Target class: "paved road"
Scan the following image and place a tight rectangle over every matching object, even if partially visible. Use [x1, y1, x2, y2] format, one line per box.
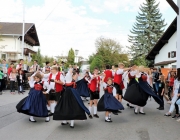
[0, 89, 180, 140]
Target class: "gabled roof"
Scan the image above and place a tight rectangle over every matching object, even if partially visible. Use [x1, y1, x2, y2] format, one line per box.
[146, 17, 177, 60]
[0, 22, 40, 46]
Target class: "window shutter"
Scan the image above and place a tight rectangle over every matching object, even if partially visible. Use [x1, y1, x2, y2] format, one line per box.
[174, 51, 176, 57]
[168, 52, 170, 58]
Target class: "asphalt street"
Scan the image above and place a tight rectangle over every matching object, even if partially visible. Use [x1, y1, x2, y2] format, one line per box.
[0, 89, 180, 140]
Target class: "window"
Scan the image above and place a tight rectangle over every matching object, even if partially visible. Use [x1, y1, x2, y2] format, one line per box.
[171, 51, 176, 58]
[1, 53, 7, 59]
[172, 65, 176, 68]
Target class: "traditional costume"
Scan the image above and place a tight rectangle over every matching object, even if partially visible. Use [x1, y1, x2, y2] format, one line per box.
[97, 82, 124, 122]
[53, 70, 91, 128]
[124, 72, 162, 114]
[16, 76, 49, 122]
[46, 71, 65, 114]
[76, 75, 90, 97]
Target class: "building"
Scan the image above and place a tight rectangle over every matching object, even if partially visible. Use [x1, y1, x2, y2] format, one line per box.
[55, 55, 84, 63]
[146, 17, 177, 68]
[0, 22, 40, 62]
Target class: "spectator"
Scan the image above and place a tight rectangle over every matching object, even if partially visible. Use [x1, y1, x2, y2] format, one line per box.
[0, 68, 4, 95]
[8, 63, 14, 76]
[167, 71, 175, 101]
[9, 68, 17, 94]
[16, 59, 24, 73]
[16, 70, 25, 94]
[152, 68, 160, 94]
[0, 59, 8, 91]
[30, 60, 40, 72]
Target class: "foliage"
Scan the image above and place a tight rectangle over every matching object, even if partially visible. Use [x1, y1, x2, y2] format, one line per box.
[31, 48, 43, 67]
[89, 37, 130, 72]
[65, 48, 75, 68]
[128, 0, 166, 66]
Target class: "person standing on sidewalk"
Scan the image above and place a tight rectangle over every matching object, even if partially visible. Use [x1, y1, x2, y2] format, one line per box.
[0, 68, 4, 95]
[157, 75, 165, 110]
[9, 68, 17, 94]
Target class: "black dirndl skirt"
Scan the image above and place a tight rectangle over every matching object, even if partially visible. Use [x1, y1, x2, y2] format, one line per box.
[16, 88, 48, 117]
[53, 87, 89, 120]
[124, 82, 149, 107]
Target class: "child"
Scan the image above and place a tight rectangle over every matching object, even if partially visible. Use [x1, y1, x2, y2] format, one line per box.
[16, 70, 25, 94]
[16, 72, 49, 122]
[97, 78, 124, 122]
[0, 69, 4, 95]
[157, 75, 165, 110]
[9, 68, 17, 94]
[89, 68, 101, 118]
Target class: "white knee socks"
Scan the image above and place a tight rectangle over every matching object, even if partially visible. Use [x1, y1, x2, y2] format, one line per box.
[94, 106, 97, 115]
[70, 120, 74, 126]
[140, 107, 144, 113]
[50, 102, 56, 113]
[135, 106, 139, 113]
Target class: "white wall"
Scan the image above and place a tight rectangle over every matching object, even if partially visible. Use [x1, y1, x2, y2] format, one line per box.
[0, 35, 36, 61]
[155, 31, 177, 68]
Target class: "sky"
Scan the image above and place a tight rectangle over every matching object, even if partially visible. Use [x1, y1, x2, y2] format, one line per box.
[0, 0, 177, 59]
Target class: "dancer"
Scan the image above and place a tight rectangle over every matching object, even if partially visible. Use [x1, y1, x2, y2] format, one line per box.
[126, 65, 137, 108]
[124, 66, 162, 115]
[45, 66, 65, 115]
[76, 71, 90, 99]
[97, 78, 124, 122]
[16, 72, 49, 122]
[113, 63, 130, 102]
[53, 69, 91, 128]
[103, 65, 113, 83]
[89, 68, 101, 118]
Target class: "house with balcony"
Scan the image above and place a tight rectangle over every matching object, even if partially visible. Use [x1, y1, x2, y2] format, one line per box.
[146, 17, 177, 68]
[0, 22, 40, 62]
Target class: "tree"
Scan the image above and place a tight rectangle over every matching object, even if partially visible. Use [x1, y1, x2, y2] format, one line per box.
[32, 48, 43, 67]
[128, 0, 166, 66]
[89, 37, 130, 71]
[66, 48, 75, 67]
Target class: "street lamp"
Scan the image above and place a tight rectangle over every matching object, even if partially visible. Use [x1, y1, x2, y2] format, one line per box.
[75, 49, 79, 64]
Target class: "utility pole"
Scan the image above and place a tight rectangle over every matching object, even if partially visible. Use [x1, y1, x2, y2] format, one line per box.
[21, 2, 25, 59]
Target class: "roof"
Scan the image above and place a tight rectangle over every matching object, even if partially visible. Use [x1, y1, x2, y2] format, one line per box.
[154, 60, 176, 66]
[146, 17, 177, 60]
[0, 22, 40, 46]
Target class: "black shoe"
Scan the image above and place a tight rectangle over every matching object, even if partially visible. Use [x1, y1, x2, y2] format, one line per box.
[112, 112, 118, 115]
[130, 106, 134, 109]
[158, 107, 164, 110]
[105, 119, 112, 122]
[139, 112, 146, 115]
[61, 122, 69, 125]
[134, 109, 138, 114]
[70, 125, 74, 128]
[127, 103, 130, 107]
[88, 114, 93, 119]
[48, 113, 54, 116]
[157, 107, 160, 109]
[117, 110, 121, 113]
[23, 91, 25, 92]
[93, 114, 99, 118]
[172, 115, 180, 119]
[29, 119, 36, 122]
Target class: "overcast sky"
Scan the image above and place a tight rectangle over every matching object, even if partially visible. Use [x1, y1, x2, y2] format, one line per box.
[0, 0, 177, 58]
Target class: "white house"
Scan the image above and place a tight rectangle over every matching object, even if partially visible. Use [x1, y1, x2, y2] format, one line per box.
[0, 22, 40, 62]
[146, 17, 177, 68]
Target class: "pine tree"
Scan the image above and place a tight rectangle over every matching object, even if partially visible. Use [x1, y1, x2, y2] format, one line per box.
[128, 0, 166, 66]
[33, 48, 43, 67]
